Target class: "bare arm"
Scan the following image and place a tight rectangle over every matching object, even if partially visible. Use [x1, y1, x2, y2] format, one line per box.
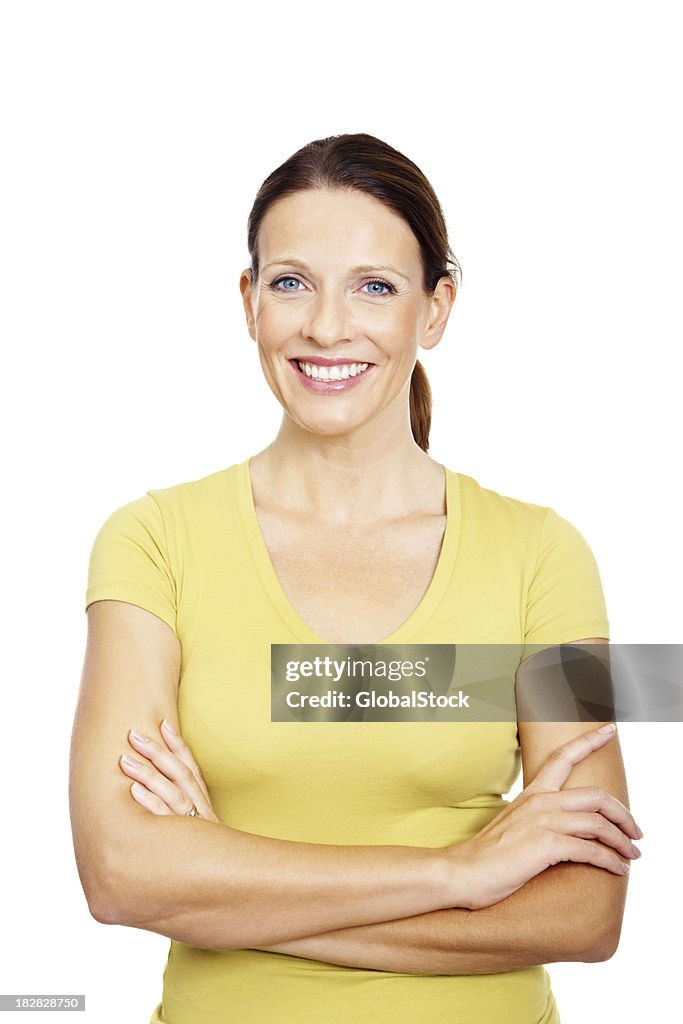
[69, 601, 455, 949]
[254, 642, 633, 973]
[255, 860, 627, 974]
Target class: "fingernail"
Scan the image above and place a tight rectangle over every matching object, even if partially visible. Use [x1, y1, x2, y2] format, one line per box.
[161, 719, 177, 736]
[621, 861, 630, 872]
[631, 844, 642, 858]
[121, 754, 141, 767]
[635, 825, 644, 839]
[598, 723, 616, 734]
[130, 729, 149, 743]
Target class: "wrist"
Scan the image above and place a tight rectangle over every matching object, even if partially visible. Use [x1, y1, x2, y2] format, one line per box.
[441, 842, 475, 911]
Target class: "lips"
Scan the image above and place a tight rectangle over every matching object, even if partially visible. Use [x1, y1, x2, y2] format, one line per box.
[289, 357, 375, 392]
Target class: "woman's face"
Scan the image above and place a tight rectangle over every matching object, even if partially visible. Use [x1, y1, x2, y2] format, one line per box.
[240, 187, 454, 444]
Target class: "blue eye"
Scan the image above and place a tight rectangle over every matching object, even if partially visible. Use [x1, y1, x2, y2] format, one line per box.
[363, 279, 394, 296]
[271, 276, 303, 292]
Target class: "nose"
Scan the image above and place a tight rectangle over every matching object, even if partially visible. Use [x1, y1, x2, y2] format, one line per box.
[301, 285, 355, 348]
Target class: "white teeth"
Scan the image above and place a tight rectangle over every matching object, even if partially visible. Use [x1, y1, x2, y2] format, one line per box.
[297, 360, 369, 380]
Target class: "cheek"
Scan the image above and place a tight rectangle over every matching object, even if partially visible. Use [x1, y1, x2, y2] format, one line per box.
[255, 304, 300, 345]
[363, 301, 419, 332]
[369, 311, 421, 353]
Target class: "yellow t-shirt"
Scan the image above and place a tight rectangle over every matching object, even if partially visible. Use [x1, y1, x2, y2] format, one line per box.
[84, 458, 610, 1024]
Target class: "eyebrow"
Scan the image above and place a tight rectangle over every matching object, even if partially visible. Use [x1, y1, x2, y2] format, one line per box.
[262, 258, 410, 282]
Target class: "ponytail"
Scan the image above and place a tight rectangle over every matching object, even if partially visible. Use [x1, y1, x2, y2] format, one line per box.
[409, 359, 432, 453]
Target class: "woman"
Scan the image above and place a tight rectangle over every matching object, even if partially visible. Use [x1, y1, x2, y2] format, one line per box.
[70, 133, 641, 1024]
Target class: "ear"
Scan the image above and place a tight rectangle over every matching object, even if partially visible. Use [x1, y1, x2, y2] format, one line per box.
[420, 275, 457, 353]
[240, 268, 256, 341]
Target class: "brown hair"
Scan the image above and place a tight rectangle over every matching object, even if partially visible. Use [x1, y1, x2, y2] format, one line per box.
[246, 133, 461, 452]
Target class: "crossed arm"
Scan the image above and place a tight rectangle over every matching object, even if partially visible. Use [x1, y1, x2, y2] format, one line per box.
[255, 641, 631, 973]
[72, 610, 630, 976]
[253, 713, 631, 974]
[255, 861, 627, 973]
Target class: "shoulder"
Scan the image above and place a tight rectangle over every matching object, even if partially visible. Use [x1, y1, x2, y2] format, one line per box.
[447, 467, 550, 548]
[145, 464, 237, 517]
[100, 463, 244, 542]
[444, 468, 606, 603]
[453, 469, 548, 518]
[447, 467, 597, 547]
[90, 463, 241, 556]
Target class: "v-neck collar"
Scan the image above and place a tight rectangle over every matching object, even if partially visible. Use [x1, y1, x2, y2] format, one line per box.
[233, 456, 461, 645]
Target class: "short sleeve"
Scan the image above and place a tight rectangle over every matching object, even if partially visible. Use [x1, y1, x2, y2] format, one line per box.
[84, 492, 178, 636]
[523, 506, 610, 655]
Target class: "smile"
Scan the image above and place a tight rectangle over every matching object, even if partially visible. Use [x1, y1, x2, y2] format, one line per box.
[289, 358, 375, 393]
[297, 360, 369, 380]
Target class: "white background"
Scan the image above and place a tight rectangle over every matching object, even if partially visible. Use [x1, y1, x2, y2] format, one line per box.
[1, 1, 680, 1021]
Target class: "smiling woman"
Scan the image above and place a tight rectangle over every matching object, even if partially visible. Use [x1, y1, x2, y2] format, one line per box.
[238, 183, 456, 450]
[70, 133, 638, 1024]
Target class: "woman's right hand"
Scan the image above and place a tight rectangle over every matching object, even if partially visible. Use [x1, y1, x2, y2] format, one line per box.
[445, 724, 642, 911]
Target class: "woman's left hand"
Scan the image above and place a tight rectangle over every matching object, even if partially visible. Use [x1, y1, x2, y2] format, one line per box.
[119, 719, 221, 824]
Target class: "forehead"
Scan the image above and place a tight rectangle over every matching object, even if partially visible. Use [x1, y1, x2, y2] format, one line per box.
[257, 188, 422, 269]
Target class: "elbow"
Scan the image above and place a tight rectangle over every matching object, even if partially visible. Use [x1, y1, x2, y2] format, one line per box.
[585, 922, 623, 963]
[565, 912, 625, 964]
[562, 873, 628, 964]
[77, 845, 130, 926]
[87, 892, 120, 926]
[571, 931, 621, 964]
[83, 834, 177, 931]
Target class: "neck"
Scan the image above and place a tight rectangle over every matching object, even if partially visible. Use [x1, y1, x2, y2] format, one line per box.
[248, 417, 445, 526]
